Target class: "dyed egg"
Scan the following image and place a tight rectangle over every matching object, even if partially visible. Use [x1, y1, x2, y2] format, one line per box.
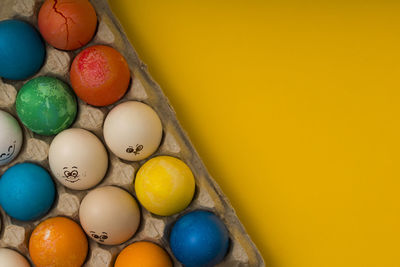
[115, 241, 173, 267]
[103, 101, 162, 161]
[0, 20, 45, 80]
[0, 163, 55, 221]
[170, 211, 230, 267]
[70, 45, 130, 106]
[79, 186, 141, 245]
[49, 128, 108, 190]
[16, 76, 77, 136]
[0, 248, 30, 267]
[0, 110, 23, 166]
[29, 217, 88, 267]
[135, 156, 195, 216]
[38, 0, 97, 50]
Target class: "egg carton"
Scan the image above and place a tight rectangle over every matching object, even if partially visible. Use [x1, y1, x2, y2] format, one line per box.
[0, 0, 265, 266]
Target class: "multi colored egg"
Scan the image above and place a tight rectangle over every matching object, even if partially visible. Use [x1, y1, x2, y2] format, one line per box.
[16, 76, 77, 136]
[0, 19, 45, 80]
[29, 217, 88, 267]
[70, 45, 131, 106]
[49, 128, 108, 190]
[115, 241, 173, 267]
[0, 110, 23, 166]
[38, 0, 97, 50]
[103, 101, 162, 161]
[135, 156, 195, 216]
[0, 163, 56, 221]
[79, 186, 141, 245]
[170, 210, 230, 267]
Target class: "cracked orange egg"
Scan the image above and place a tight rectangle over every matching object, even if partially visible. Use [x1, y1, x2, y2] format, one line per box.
[70, 45, 131, 106]
[29, 217, 88, 267]
[38, 0, 97, 50]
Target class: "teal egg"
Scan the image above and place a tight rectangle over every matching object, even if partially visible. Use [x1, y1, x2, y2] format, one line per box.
[16, 76, 77, 136]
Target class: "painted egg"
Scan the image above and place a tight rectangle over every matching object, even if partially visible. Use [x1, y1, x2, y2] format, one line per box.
[115, 241, 173, 267]
[103, 101, 162, 161]
[70, 45, 130, 106]
[0, 248, 30, 267]
[16, 76, 77, 136]
[0, 163, 56, 221]
[79, 186, 141, 245]
[0, 19, 45, 80]
[38, 0, 97, 50]
[135, 156, 195, 216]
[170, 211, 230, 267]
[0, 110, 23, 166]
[29, 217, 88, 267]
[49, 128, 108, 190]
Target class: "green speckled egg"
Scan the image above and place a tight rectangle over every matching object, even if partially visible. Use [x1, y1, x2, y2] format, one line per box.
[16, 76, 77, 136]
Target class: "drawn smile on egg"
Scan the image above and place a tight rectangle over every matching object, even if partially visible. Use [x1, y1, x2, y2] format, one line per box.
[62, 166, 81, 183]
[0, 141, 16, 162]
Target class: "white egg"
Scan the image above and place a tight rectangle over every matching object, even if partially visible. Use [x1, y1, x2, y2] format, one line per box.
[49, 128, 108, 190]
[0, 248, 30, 267]
[79, 186, 141, 245]
[103, 101, 162, 161]
[0, 110, 23, 166]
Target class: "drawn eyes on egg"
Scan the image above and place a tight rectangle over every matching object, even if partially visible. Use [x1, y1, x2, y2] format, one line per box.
[90, 231, 108, 242]
[126, 144, 143, 155]
[63, 167, 79, 178]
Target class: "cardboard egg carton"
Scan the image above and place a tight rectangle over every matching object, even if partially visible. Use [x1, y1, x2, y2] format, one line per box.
[0, 0, 265, 266]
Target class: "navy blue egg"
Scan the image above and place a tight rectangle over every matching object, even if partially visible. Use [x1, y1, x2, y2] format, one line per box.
[0, 163, 56, 221]
[170, 210, 230, 267]
[0, 20, 45, 80]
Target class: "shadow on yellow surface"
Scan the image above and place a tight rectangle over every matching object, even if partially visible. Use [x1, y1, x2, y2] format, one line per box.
[109, 1, 400, 266]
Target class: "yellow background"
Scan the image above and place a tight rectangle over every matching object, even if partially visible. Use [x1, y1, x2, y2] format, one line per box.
[109, 1, 400, 266]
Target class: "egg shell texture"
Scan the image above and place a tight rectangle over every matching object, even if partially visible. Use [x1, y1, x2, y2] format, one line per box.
[16, 76, 77, 136]
[0, 19, 45, 80]
[49, 128, 108, 190]
[29, 217, 88, 267]
[70, 45, 131, 106]
[0, 110, 23, 166]
[0, 163, 56, 221]
[170, 211, 230, 267]
[38, 0, 97, 50]
[0, 248, 30, 267]
[135, 156, 195, 216]
[79, 186, 141, 245]
[115, 241, 173, 267]
[103, 101, 163, 161]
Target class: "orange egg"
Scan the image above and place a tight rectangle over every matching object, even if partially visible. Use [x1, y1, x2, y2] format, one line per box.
[29, 217, 88, 267]
[115, 241, 173, 267]
[70, 45, 131, 106]
[38, 0, 97, 50]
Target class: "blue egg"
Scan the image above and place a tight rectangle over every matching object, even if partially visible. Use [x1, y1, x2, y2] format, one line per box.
[169, 210, 230, 267]
[0, 163, 56, 221]
[0, 20, 45, 80]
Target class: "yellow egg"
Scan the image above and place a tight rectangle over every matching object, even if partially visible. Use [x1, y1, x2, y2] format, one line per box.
[135, 156, 195, 216]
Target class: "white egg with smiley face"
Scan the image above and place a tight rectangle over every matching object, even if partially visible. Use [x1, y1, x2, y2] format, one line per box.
[49, 128, 108, 190]
[0, 110, 23, 166]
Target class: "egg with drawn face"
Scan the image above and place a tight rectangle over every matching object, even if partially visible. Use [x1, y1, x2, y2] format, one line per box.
[49, 128, 108, 190]
[103, 101, 163, 161]
[79, 186, 141, 245]
[0, 110, 23, 166]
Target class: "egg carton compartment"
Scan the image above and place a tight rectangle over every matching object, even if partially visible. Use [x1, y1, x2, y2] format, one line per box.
[0, 0, 265, 266]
